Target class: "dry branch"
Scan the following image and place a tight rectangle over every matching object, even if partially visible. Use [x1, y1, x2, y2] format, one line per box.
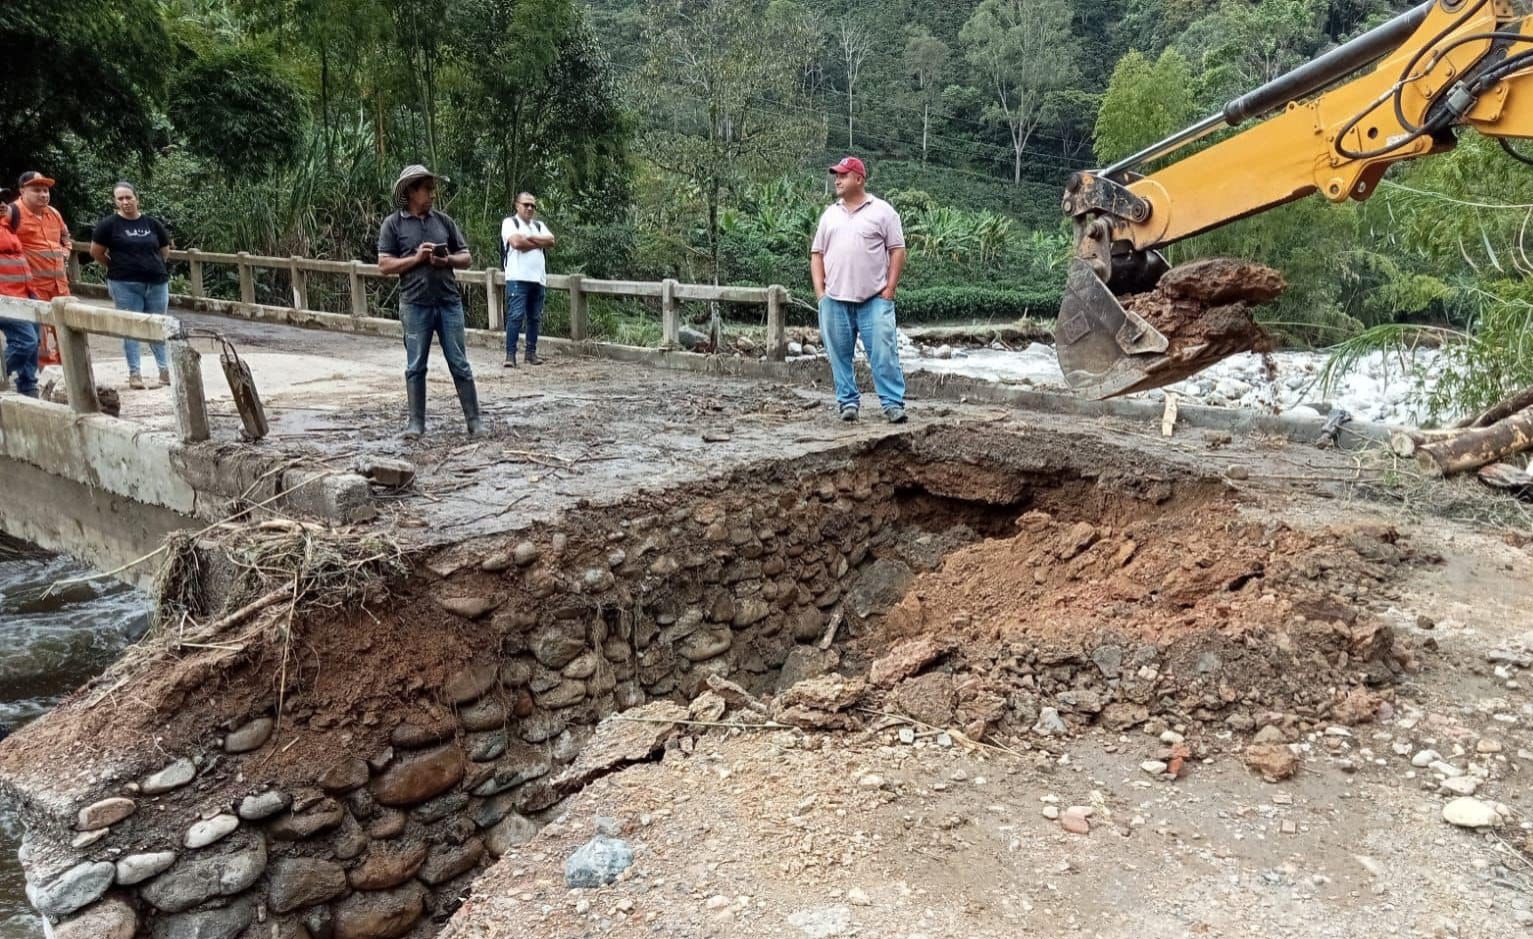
[1416, 408, 1533, 476]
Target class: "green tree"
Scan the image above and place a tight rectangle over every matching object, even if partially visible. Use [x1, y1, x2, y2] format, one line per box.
[442, 0, 628, 213]
[1, 0, 170, 183]
[959, 0, 1079, 184]
[1093, 48, 1197, 165]
[636, 0, 825, 285]
[903, 26, 950, 165]
[168, 44, 308, 179]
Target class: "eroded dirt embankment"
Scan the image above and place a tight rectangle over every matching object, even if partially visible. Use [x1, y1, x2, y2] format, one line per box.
[0, 424, 1427, 939]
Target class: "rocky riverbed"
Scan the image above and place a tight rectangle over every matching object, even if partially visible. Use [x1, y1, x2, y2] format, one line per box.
[0, 537, 148, 938]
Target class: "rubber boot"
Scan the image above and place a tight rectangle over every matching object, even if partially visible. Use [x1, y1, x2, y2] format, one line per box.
[403, 375, 426, 439]
[455, 376, 483, 435]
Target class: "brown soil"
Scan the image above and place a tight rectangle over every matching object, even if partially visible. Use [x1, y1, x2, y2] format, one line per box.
[1121, 258, 1285, 355]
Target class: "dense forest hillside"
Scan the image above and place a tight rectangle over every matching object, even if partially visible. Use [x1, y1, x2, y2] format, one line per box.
[8, 0, 1533, 400]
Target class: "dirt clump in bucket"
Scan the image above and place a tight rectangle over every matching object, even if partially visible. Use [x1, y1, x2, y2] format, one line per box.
[1121, 258, 1284, 355]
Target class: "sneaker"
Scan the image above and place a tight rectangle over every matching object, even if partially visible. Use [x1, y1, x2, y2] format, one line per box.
[503, 358, 517, 368]
[158, 368, 171, 387]
[884, 406, 908, 424]
[839, 405, 859, 422]
[128, 373, 145, 390]
[524, 354, 544, 365]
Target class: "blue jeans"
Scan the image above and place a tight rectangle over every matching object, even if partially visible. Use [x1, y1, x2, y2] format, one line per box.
[402, 298, 474, 383]
[0, 318, 38, 397]
[505, 281, 545, 360]
[108, 279, 170, 375]
[817, 295, 905, 410]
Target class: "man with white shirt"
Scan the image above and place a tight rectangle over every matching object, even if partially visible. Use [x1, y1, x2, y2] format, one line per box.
[501, 192, 555, 367]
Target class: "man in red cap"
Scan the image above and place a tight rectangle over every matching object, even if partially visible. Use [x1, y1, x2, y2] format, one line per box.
[13, 172, 72, 302]
[810, 156, 908, 423]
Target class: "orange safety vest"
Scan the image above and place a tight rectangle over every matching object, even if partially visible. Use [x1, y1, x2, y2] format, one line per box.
[14, 202, 69, 300]
[0, 214, 31, 300]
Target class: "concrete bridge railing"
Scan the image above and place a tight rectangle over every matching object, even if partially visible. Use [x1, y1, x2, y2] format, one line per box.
[70, 243, 794, 359]
[0, 294, 209, 442]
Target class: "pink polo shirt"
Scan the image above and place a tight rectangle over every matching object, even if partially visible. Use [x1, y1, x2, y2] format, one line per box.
[811, 195, 905, 302]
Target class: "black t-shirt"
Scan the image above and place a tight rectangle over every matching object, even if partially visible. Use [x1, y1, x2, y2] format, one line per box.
[91, 214, 171, 284]
[377, 209, 468, 306]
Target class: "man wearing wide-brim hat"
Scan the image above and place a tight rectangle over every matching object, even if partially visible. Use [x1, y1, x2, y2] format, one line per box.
[377, 164, 482, 437]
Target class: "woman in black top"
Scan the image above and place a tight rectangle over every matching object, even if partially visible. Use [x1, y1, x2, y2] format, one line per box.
[89, 182, 172, 389]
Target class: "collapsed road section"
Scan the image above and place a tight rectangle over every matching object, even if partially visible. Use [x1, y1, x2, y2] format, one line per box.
[0, 423, 1425, 939]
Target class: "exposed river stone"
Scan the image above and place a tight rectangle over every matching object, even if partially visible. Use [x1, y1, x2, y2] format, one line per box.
[349, 842, 429, 890]
[459, 697, 509, 732]
[444, 664, 500, 704]
[411, 791, 468, 824]
[472, 792, 518, 829]
[332, 882, 427, 939]
[236, 790, 290, 821]
[534, 680, 587, 710]
[436, 596, 499, 619]
[418, 838, 485, 885]
[468, 731, 508, 763]
[501, 659, 533, 687]
[140, 838, 266, 913]
[319, 758, 371, 793]
[76, 796, 136, 831]
[222, 717, 274, 753]
[679, 629, 732, 662]
[269, 799, 346, 840]
[371, 744, 465, 806]
[530, 626, 586, 669]
[333, 814, 370, 860]
[485, 813, 540, 856]
[184, 813, 239, 849]
[141, 758, 197, 795]
[116, 850, 178, 885]
[150, 898, 253, 939]
[27, 861, 116, 918]
[562, 651, 599, 680]
[268, 857, 349, 913]
[53, 896, 136, 939]
[389, 720, 454, 749]
[519, 711, 566, 744]
[367, 809, 407, 839]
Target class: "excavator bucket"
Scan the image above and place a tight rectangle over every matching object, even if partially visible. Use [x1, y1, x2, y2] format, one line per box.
[1055, 256, 1265, 400]
[1055, 257, 1174, 400]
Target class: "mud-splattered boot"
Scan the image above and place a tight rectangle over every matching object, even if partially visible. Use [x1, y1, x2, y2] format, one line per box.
[454, 376, 483, 435]
[403, 375, 426, 439]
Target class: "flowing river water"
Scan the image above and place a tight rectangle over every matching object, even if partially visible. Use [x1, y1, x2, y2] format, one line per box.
[0, 536, 149, 938]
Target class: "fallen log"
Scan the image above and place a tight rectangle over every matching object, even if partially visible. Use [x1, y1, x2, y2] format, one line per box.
[1416, 408, 1533, 476]
[1389, 427, 1461, 458]
[1453, 381, 1533, 430]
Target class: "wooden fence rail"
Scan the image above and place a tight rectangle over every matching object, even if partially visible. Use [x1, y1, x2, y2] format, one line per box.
[72, 243, 792, 360]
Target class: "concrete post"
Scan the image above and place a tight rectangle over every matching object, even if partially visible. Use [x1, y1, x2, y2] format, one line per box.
[567, 274, 588, 342]
[486, 268, 502, 331]
[290, 257, 308, 310]
[52, 298, 98, 415]
[349, 261, 367, 317]
[169, 342, 210, 443]
[238, 252, 255, 305]
[661, 278, 679, 349]
[766, 285, 788, 362]
[188, 249, 204, 299]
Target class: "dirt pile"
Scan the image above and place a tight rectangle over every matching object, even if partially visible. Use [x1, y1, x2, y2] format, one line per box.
[1121, 257, 1283, 356]
[846, 494, 1423, 741]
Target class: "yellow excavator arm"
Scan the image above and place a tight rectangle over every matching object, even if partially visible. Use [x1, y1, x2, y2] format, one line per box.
[1059, 0, 1533, 399]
